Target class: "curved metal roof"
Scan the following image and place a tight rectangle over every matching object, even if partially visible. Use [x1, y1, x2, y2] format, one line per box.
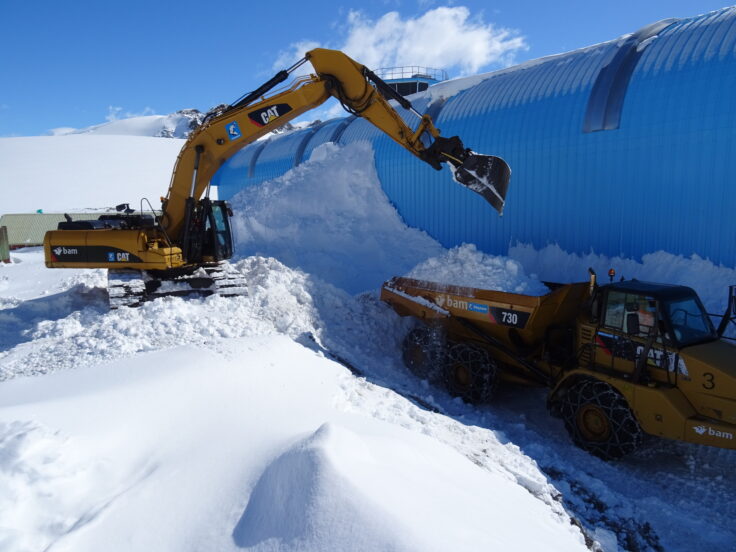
[216, 7, 736, 270]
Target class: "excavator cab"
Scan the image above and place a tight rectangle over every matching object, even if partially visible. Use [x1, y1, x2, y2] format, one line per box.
[180, 198, 234, 264]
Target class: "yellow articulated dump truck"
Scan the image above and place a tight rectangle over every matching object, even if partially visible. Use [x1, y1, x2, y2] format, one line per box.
[380, 270, 736, 459]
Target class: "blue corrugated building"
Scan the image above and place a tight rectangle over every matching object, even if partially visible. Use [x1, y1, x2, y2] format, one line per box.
[215, 7, 736, 268]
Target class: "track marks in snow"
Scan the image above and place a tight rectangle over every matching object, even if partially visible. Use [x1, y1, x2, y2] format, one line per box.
[0, 421, 153, 552]
[335, 377, 567, 517]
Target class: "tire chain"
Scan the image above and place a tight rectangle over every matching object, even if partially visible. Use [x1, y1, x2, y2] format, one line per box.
[560, 379, 643, 460]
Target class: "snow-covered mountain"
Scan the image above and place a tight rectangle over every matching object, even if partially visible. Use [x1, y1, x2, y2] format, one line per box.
[51, 109, 205, 139]
[2, 136, 736, 552]
[49, 108, 321, 140]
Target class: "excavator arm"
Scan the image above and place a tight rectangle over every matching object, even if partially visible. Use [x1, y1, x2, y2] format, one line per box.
[162, 48, 510, 241]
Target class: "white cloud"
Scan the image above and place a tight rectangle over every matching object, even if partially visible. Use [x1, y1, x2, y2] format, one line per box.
[274, 6, 527, 77]
[48, 127, 77, 136]
[106, 105, 156, 122]
[342, 7, 526, 75]
[272, 40, 322, 71]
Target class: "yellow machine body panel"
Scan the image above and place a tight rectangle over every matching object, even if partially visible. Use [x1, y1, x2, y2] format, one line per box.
[553, 369, 736, 449]
[676, 339, 736, 424]
[44, 229, 183, 270]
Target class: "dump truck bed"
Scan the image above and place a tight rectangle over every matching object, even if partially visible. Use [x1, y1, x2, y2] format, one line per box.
[381, 276, 591, 346]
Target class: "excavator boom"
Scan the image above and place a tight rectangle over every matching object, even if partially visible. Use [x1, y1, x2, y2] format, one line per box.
[162, 49, 510, 240]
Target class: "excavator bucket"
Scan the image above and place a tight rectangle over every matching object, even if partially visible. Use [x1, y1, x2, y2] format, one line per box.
[450, 153, 511, 214]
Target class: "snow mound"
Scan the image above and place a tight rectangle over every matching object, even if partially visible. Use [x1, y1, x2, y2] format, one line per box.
[234, 422, 586, 552]
[229, 141, 444, 294]
[406, 243, 549, 294]
[0, 340, 590, 552]
[233, 423, 409, 551]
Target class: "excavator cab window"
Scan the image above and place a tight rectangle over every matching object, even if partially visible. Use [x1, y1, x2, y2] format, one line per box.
[207, 201, 233, 261]
[181, 198, 234, 263]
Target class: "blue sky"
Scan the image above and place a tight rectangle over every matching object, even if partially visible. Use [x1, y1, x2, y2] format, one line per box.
[0, 0, 729, 136]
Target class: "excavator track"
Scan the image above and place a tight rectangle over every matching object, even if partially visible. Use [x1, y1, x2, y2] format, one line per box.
[107, 263, 248, 309]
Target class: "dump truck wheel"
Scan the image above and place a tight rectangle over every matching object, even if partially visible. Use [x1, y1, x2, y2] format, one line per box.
[560, 380, 643, 460]
[401, 326, 446, 382]
[443, 343, 497, 403]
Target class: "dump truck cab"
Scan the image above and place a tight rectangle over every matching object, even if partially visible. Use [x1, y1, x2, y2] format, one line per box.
[565, 280, 736, 451]
[581, 280, 718, 383]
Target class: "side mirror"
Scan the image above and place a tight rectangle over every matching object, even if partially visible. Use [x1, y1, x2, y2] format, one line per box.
[626, 312, 640, 336]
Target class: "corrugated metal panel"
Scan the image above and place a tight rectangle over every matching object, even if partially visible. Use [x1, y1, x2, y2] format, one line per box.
[299, 118, 345, 161]
[369, 7, 736, 268]
[0, 213, 105, 247]
[218, 7, 736, 269]
[252, 130, 312, 183]
[336, 117, 384, 145]
[212, 143, 260, 200]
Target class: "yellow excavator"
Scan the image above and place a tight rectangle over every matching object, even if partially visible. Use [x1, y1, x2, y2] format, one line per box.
[43, 49, 511, 307]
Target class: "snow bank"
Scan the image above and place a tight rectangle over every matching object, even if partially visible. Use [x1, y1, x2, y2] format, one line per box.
[0, 339, 588, 552]
[511, 243, 736, 314]
[0, 135, 183, 213]
[0, 253, 409, 381]
[406, 243, 549, 294]
[0, 420, 120, 552]
[228, 141, 549, 296]
[229, 141, 444, 294]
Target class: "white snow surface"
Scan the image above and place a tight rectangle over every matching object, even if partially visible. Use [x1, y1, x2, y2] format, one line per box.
[0, 135, 183, 213]
[2, 135, 736, 552]
[0, 250, 586, 552]
[406, 243, 548, 295]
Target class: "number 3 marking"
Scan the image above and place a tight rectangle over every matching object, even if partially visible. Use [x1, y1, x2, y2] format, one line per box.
[703, 372, 715, 390]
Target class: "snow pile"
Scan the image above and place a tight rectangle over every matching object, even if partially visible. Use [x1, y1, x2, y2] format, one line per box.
[0, 252, 413, 384]
[235, 422, 583, 552]
[228, 142, 550, 296]
[406, 243, 549, 294]
[0, 135, 183, 213]
[511, 243, 736, 314]
[229, 141, 444, 294]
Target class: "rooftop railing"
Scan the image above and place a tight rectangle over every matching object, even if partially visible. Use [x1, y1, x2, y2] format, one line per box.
[374, 66, 448, 82]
